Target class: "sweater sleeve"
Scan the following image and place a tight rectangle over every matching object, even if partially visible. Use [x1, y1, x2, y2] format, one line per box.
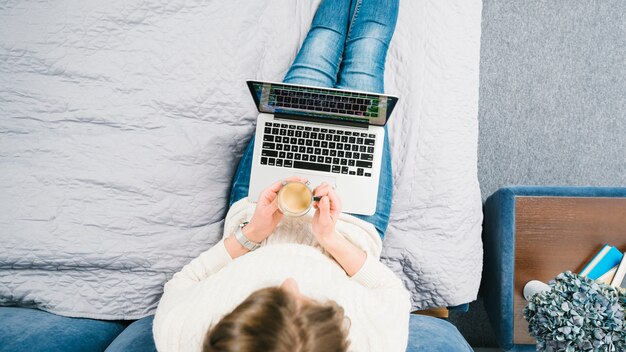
[163, 238, 233, 291]
[350, 255, 412, 351]
[351, 255, 406, 290]
[153, 239, 233, 352]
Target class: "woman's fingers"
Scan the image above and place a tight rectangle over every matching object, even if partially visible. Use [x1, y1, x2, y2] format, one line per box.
[313, 182, 331, 197]
[313, 183, 340, 214]
[268, 197, 280, 213]
[318, 196, 331, 221]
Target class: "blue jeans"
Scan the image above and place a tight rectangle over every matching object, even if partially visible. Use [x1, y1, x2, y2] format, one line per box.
[230, 0, 398, 239]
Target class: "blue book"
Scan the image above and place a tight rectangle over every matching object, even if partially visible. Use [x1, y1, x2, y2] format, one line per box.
[579, 244, 623, 280]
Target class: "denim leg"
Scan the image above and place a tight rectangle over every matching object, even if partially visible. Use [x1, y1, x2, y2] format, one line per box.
[229, 135, 255, 206]
[283, 0, 354, 87]
[336, 0, 398, 238]
[229, 0, 355, 205]
[350, 130, 393, 239]
[336, 0, 399, 93]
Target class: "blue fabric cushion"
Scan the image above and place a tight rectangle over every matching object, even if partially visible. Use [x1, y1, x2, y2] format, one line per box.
[106, 314, 472, 352]
[105, 315, 156, 352]
[447, 303, 470, 312]
[482, 187, 517, 350]
[0, 308, 470, 351]
[406, 314, 471, 352]
[108, 314, 472, 352]
[0, 307, 126, 352]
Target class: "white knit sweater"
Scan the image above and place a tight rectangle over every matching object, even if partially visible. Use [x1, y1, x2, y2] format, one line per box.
[153, 198, 411, 352]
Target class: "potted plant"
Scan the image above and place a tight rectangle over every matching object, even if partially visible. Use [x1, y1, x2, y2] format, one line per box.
[523, 271, 626, 351]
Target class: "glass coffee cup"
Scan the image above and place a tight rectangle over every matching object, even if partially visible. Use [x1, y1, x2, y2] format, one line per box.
[277, 181, 321, 217]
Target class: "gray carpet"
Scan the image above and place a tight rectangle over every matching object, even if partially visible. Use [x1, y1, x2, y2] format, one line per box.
[477, 0, 625, 201]
[453, 0, 626, 347]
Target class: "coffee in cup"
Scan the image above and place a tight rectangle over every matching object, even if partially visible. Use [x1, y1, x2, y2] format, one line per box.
[277, 181, 320, 217]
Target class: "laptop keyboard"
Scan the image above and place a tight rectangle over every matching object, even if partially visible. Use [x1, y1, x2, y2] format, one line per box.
[261, 122, 376, 177]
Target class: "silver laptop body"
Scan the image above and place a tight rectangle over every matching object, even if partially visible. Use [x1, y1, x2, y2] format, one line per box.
[246, 80, 398, 216]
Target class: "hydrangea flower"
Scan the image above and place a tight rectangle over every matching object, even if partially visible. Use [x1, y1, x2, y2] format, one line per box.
[523, 271, 626, 351]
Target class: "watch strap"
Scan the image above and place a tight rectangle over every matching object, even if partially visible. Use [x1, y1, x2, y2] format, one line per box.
[234, 222, 261, 251]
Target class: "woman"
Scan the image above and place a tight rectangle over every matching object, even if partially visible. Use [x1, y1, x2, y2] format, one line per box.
[153, 0, 409, 351]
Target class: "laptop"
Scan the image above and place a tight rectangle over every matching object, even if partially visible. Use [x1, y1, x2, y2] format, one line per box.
[246, 80, 398, 216]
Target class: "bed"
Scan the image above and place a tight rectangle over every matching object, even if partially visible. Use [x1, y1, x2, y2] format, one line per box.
[0, 0, 483, 319]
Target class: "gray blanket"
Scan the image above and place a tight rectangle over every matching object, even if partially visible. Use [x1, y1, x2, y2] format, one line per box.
[0, 0, 483, 319]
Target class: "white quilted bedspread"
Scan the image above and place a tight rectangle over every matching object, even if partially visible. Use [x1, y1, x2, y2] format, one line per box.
[0, 0, 483, 319]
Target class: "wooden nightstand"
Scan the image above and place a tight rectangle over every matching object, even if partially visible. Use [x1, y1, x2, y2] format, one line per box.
[513, 196, 626, 344]
[482, 187, 626, 351]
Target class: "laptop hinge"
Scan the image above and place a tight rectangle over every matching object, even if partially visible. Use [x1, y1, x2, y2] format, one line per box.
[274, 112, 370, 129]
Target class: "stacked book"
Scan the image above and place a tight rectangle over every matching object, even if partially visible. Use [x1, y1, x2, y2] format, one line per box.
[580, 244, 626, 288]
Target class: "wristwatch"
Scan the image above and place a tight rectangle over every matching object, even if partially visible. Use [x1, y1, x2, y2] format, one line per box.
[234, 221, 261, 251]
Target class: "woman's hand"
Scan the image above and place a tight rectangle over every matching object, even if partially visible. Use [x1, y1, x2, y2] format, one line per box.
[245, 176, 308, 242]
[311, 183, 365, 276]
[311, 182, 342, 244]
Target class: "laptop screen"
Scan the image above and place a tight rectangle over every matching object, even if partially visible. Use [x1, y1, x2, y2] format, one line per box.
[247, 81, 398, 126]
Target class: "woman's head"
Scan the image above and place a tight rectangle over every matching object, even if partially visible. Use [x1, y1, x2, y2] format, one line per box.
[203, 278, 349, 352]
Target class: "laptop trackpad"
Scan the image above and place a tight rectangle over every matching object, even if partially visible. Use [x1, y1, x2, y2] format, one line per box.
[293, 172, 336, 189]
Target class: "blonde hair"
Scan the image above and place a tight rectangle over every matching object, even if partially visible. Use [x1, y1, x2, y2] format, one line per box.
[203, 286, 350, 352]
